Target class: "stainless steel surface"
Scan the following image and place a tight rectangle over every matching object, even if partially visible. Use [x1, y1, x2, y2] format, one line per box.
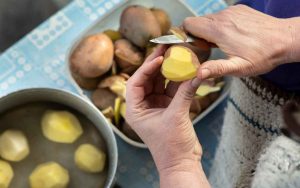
[150, 34, 195, 44]
[0, 88, 118, 188]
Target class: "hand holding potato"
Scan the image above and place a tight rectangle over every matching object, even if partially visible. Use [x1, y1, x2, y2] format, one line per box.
[125, 46, 210, 188]
[183, 5, 298, 80]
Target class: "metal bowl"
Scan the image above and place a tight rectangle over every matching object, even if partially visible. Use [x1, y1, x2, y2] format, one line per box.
[0, 88, 118, 188]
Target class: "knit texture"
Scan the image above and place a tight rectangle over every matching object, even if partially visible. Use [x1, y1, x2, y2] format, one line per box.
[209, 77, 300, 188]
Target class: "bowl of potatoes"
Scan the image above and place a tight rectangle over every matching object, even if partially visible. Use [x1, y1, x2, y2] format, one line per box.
[0, 88, 117, 188]
[67, 0, 231, 148]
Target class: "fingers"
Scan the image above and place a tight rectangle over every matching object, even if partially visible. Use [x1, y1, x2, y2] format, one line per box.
[183, 16, 220, 44]
[197, 57, 246, 80]
[153, 72, 166, 94]
[126, 56, 164, 104]
[168, 78, 202, 113]
[145, 44, 167, 63]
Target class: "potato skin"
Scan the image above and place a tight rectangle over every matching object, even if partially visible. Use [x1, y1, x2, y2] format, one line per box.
[71, 71, 101, 90]
[151, 8, 171, 35]
[70, 33, 114, 78]
[114, 39, 143, 69]
[120, 5, 161, 48]
[179, 43, 211, 63]
[92, 88, 117, 110]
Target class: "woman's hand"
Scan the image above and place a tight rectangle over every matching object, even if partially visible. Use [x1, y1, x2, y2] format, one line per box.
[183, 5, 297, 80]
[125, 45, 210, 188]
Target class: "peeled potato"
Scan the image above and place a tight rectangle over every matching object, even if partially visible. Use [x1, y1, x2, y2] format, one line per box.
[70, 33, 114, 78]
[0, 129, 30, 162]
[161, 45, 200, 81]
[0, 160, 14, 188]
[29, 162, 69, 188]
[41, 110, 83, 143]
[74, 144, 106, 173]
[120, 5, 161, 47]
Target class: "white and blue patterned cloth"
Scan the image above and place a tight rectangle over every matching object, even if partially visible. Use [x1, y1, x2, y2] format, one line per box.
[0, 0, 227, 187]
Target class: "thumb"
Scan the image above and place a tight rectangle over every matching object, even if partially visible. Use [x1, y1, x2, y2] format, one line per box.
[168, 78, 201, 113]
[198, 58, 240, 80]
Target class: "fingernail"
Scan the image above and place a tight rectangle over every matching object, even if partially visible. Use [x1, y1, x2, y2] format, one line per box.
[191, 77, 201, 88]
[201, 69, 211, 79]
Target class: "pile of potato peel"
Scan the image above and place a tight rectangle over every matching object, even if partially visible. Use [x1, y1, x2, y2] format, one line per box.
[70, 5, 224, 143]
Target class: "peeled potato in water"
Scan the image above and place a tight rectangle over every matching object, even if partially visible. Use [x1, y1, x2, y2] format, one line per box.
[41, 110, 83, 144]
[29, 162, 69, 188]
[0, 129, 30, 162]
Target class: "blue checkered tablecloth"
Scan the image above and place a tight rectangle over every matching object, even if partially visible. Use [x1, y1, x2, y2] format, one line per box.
[0, 0, 227, 187]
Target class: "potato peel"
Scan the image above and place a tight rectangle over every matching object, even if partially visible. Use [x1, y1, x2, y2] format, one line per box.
[170, 27, 188, 42]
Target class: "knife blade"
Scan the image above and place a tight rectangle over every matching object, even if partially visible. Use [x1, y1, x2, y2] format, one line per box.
[150, 35, 195, 44]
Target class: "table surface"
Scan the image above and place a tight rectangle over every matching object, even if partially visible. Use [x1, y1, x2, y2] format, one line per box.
[0, 0, 227, 187]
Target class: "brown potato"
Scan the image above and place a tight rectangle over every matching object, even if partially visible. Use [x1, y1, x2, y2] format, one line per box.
[71, 71, 101, 90]
[92, 88, 117, 110]
[120, 5, 161, 48]
[70, 33, 114, 78]
[114, 39, 143, 69]
[150, 8, 171, 35]
[162, 45, 200, 81]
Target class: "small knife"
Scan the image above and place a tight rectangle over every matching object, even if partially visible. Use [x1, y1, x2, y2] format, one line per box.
[150, 34, 195, 44]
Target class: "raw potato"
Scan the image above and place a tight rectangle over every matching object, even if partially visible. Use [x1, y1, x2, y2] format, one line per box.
[0, 129, 30, 162]
[179, 43, 211, 63]
[114, 39, 143, 69]
[70, 33, 114, 78]
[41, 110, 83, 144]
[103, 29, 122, 42]
[92, 88, 117, 110]
[71, 71, 101, 90]
[29, 162, 69, 188]
[74, 144, 106, 173]
[151, 8, 171, 35]
[0, 160, 14, 188]
[161, 45, 200, 81]
[120, 5, 161, 47]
